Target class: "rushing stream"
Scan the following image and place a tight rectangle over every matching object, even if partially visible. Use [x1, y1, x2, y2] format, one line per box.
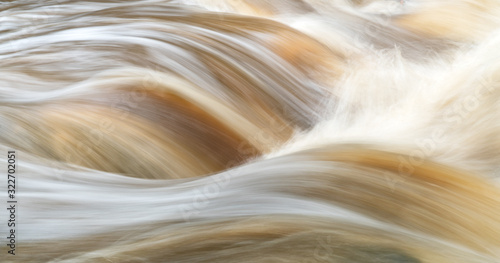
[1, 0, 500, 262]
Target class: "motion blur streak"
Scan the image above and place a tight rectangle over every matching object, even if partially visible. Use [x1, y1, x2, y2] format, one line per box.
[1, 0, 500, 262]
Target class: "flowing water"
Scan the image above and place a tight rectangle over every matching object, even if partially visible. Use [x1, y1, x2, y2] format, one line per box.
[1, 0, 500, 262]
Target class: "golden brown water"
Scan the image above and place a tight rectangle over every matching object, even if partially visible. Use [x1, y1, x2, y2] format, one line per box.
[1, 0, 500, 262]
